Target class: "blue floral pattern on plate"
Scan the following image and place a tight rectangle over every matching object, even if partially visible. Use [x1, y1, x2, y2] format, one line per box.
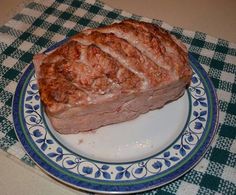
[22, 69, 207, 181]
[13, 40, 218, 193]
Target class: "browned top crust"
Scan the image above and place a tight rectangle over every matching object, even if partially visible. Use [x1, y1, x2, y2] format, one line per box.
[33, 19, 192, 114]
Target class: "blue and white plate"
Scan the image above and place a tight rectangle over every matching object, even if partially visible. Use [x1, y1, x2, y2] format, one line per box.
[13, 41, 218, 194]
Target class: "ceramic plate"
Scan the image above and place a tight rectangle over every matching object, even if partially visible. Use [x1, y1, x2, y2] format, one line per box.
[13, 41, 218, 194]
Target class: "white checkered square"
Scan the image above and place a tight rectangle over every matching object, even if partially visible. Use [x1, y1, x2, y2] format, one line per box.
[51, 33, 66, 43]
[57, 3, 69, 11]
[219, 110, 226, 123]
[6, 114, 13, 123]
[0, 101, 4, 109]
[200, 64, 210, 73]
[33, 27, 47, 37]
[45, 15, 58, 23]
[183, 29, 196, 38]
[0, 33, 17, 46]
[225, 54, 236, 65]
[220, 71, 235, 83]
[194, 158, 209, 173]
[221, 165, 236, 184]
[210, 134, 218, 148]
[5, 20, 31, 32]
[18, 41, 34, 51]
[228, 42, 236, 50]
[2, 56, 18, 68]
[161, 22, 173, 31]
[140, 17, 152, 23]
[93, 14, 106, 23]
[74, 8, 89, 17]
[176, 181, 199, 195]
[185, 43, 190, 50]
[113, 19, 121, 23]
[4, 81, 17, 94]
[217, 89, 232, 103]
[103, 4, 114, 11]
[63, 20, 77, 29]
[230, 139, 236, 153]
[7, 142, 26, 159]
[37, 0, 55, 7]
[0, 131, 5, 139]
[87, 0, 96, 5]
[200, 48, 215, 59]
[121, 10, 132, 18]
[205, 34, 218, 44]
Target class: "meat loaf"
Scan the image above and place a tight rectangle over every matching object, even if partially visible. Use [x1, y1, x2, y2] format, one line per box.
[33, 19, 192, 134]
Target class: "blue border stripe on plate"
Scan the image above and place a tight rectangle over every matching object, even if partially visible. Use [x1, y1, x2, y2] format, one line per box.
[12, 47, 218, 193]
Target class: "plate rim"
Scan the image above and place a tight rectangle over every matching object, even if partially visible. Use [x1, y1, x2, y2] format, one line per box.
[12, 44, 219, 193]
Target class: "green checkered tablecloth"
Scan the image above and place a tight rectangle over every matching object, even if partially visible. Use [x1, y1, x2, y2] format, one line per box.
[0, 0, 235, 194]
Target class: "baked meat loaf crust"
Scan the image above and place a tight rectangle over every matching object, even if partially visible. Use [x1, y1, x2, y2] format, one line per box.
[33, 19, 192, 134]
